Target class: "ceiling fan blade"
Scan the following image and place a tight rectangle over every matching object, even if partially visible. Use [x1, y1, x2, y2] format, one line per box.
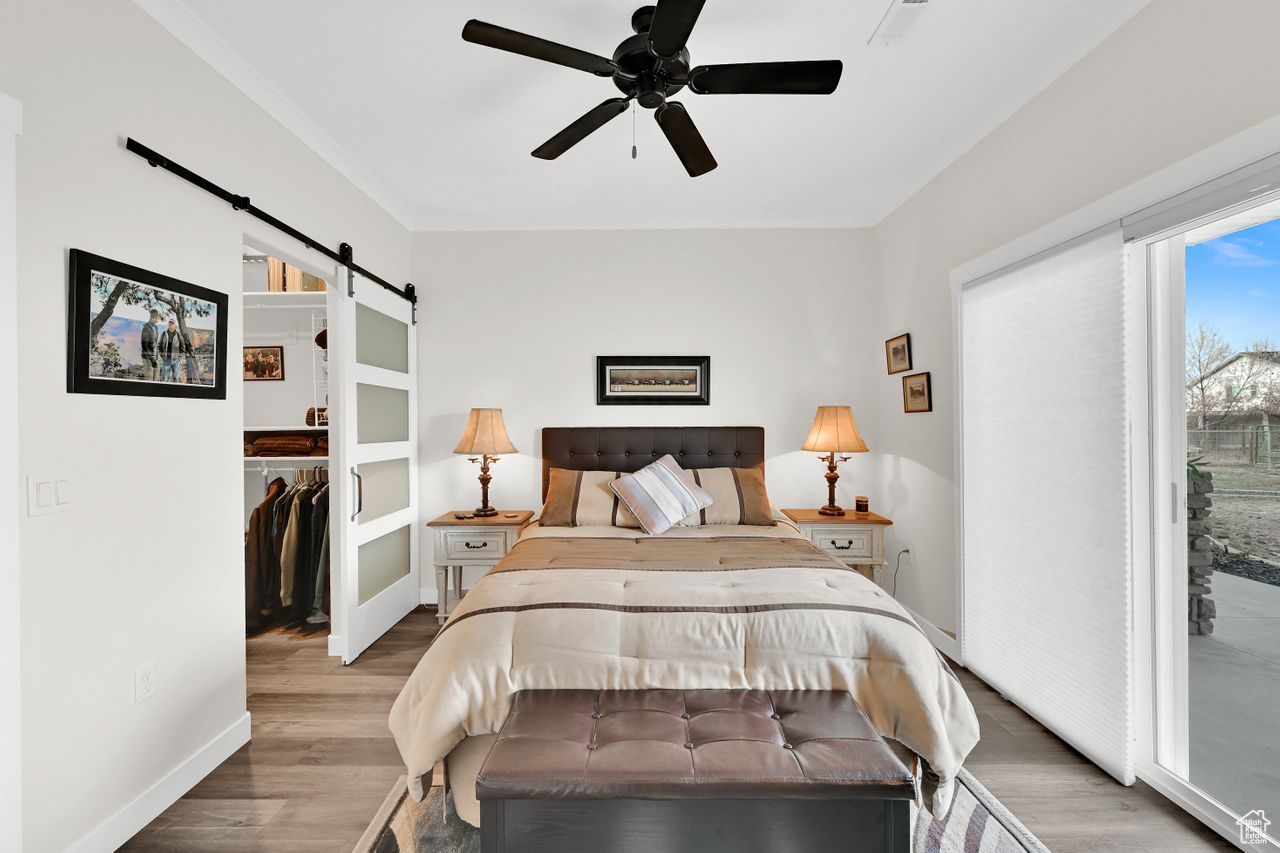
[688, 60, 844, 95]
[655, 102, 716, 178]
[462, 20, 616, 77]
[647, 0, 706, 60]
[532, 99, 631, 160]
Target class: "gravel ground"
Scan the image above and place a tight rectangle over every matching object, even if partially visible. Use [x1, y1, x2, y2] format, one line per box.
[1207, 494, 1280, 563]
[1213, 550, 1280, 586]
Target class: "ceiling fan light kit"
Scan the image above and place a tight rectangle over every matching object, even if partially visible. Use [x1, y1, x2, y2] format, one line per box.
[461, 1, 843, 177]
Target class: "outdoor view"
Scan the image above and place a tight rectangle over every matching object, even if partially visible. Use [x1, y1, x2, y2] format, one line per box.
[1185, 212, 1280, 821]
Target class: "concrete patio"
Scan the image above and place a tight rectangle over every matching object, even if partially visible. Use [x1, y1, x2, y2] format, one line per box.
[1189, 570, 1280, 820]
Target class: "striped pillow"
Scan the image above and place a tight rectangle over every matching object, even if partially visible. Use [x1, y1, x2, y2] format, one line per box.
[677, 466, 776, 527]
[610, 455, 714, 535]
[540, 468, 640, 528]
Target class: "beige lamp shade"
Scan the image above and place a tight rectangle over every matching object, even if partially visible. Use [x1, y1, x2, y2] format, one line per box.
[453, 408, 518, 456]
[801, 405, 869, 453]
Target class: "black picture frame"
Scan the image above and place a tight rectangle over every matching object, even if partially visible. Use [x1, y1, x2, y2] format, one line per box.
[902, 371, 933, 413]
[885, 333, 912, 375]
[596, 356, 711, 406]
[243, 346, 286, 381]
[68, 249, 228, 399]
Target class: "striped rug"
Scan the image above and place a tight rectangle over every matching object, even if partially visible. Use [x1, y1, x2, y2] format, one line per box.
[357, 767, 1047, 853]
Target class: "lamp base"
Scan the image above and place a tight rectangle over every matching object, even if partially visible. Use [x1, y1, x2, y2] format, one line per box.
[473, 506, 499, 518]
[819, 504, 846, 517]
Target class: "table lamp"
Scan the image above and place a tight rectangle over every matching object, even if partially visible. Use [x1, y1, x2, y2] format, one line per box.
[801, 405, 869, 516]
[453, 408, 518, 517]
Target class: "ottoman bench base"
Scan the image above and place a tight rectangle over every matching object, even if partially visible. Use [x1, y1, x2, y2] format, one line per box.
[480, 797, 911, 853]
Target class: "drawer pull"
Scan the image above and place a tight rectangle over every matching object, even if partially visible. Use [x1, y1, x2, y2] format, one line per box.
[464, 541, 489, 550]
[830, 539, 855, 551]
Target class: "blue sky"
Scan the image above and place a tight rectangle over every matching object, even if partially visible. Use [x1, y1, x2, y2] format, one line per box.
[1186, 218, 1280, 352]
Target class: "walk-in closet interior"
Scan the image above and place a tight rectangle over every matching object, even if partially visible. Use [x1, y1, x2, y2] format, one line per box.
[242, 249, 332, 636]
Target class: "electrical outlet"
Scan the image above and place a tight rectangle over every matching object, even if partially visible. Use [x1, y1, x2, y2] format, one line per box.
[134, 661, 156, 705]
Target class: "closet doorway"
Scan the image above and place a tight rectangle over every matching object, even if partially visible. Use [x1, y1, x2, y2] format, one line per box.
[242, 246, 419, 665]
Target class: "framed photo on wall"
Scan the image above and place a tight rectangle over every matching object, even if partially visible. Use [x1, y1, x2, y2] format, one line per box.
[596, 356, 710, 406]
[902, 371, 932, 413]
[243, 346, 285, 381]
[67, 249, 228, 399]
[885, 333, 912, 375]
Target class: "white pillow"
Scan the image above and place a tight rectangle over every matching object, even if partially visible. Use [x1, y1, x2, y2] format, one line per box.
[609, 454, 714, 535]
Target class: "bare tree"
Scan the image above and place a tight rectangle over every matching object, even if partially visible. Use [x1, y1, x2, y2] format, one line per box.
[1186, 323, 1278, 426]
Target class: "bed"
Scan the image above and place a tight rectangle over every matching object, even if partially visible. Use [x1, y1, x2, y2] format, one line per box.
[389, 426, 979, 828]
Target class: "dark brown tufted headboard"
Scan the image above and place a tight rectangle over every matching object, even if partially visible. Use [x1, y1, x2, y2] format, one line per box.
[541, 426, 765, 501]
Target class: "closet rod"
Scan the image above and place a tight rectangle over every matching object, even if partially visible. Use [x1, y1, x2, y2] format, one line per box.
[124, 138, 417, 317]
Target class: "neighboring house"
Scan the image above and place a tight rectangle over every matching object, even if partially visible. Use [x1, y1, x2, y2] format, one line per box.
[1187, 351, 1280, 429]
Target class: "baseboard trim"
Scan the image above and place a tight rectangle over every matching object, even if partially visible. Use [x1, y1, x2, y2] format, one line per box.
[66, 711, 251, 853]
[903, 605, 961, 663]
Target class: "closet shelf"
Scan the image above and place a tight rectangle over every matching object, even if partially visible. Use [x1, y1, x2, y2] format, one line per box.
[244, 291, 326, 310]
[245, 456, 329, 464]
[244, 425, 328, 432]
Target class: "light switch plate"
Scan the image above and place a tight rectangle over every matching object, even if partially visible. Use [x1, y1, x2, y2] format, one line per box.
[26, 472, 74, 517]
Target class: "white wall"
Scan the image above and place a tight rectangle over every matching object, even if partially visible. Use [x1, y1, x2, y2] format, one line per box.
[0, 88, 23, 853]
[0, 0, 410, 848]
[866, 0, 1280, 633]
[414, 229, 879, 594]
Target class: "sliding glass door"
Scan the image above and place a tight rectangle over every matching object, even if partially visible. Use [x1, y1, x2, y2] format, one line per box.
[1141, 191, 1280, 849]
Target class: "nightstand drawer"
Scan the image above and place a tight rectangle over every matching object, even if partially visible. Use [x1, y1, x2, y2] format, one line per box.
[442, 530, 508, 561]
[811, 528, 875, 560]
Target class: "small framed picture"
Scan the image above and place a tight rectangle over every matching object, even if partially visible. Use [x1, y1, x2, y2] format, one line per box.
[902, 372, 932, 413]
[885, 333, 912, 375]
[244, 346, 285, 381]
[68, 249, 228, 399]
[596, 356, 710, 406]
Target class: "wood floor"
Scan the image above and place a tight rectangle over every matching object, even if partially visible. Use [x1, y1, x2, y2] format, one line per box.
[124, 608, 1232, 852]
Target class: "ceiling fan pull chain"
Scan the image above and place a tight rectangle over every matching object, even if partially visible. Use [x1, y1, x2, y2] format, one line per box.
[631, 102, 638, 160]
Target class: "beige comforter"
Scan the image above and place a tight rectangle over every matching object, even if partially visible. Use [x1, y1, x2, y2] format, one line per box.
[389, 523, 979, 812]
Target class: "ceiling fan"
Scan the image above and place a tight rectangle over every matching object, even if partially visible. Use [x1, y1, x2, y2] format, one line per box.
[461, 1, 844, 177]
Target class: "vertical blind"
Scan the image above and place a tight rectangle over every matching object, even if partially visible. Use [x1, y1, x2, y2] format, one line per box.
[960, 224, 1134, 784]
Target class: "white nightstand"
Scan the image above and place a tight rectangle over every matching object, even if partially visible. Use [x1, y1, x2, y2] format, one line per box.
[426, 510, 533, 623]
[780, 508, 893, 588]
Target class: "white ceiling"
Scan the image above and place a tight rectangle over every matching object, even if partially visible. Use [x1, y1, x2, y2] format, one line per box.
[142, 0, 1149, 231]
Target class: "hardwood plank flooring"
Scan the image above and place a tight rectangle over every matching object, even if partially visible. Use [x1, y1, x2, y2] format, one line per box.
[125, 608, 1231, 851]
[122, 609, 438, 853]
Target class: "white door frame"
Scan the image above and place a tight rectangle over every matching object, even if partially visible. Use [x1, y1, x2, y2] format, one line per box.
[0, 89, 23, 853]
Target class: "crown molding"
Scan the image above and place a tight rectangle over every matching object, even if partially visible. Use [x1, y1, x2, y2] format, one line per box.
[132, 0, 414, 229]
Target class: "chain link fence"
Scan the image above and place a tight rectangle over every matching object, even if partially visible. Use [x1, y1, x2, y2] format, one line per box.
[1188, 426, 1280, 466]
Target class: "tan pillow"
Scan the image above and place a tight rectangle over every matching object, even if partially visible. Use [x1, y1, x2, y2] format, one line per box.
[679, 467, 776, 526]
[540, 468, 639, 528]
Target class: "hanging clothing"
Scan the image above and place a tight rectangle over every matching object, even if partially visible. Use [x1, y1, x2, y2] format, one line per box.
[245, 477, 287, 632]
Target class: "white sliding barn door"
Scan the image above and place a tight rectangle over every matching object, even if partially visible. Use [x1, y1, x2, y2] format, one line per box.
[328, 270, 419, 664]
[959, 225, 1134, 783]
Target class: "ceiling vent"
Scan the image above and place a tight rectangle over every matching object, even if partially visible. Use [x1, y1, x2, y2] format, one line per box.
[868, 0, 933, 45]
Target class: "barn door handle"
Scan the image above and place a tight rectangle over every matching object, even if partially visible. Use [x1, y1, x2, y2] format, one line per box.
[830, 539, 854, 551]
[351, 468, 363, 522]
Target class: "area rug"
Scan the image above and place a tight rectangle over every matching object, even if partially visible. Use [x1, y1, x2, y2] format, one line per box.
[356, 767, 1048, 853]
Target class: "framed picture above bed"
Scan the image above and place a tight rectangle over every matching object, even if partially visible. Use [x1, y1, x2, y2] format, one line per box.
[67, 249, 228, 399]
[596, 356, 710, 406]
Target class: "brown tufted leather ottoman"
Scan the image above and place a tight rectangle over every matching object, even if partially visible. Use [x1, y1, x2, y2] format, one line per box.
[475, 689, 914, 853]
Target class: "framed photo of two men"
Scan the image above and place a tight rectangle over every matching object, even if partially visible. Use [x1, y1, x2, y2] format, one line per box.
[67, 249, 229, 399]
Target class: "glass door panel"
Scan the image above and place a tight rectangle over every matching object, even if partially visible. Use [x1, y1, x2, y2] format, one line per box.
[356, 383, 409, 443]
[356, 302, 409, 373]
[358, 525, 411, 605]
[355, 458, 410, 525]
